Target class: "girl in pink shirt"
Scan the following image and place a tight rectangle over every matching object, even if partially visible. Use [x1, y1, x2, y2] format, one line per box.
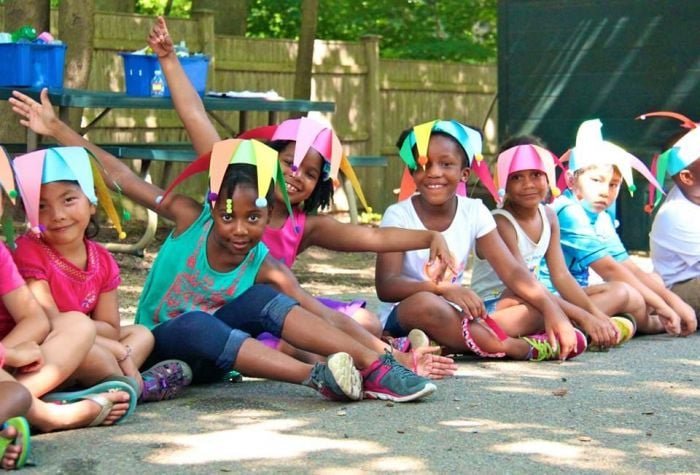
[11, 147, 192, 403]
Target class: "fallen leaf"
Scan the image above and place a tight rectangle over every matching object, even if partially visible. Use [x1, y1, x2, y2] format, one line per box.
[552, 388, 568, 397]
[642, 411, 655, 415]
[578, 436, 592, 442]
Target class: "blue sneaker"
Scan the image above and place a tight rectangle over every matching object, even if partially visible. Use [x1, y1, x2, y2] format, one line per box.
[304, 352, 362, 401]
[361, 351, 436, 402]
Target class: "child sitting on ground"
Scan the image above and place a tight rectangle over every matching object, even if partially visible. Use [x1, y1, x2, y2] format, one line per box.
[11, 147, 192, 402]
[1, 152, 134, 432]
[144, 17, 458, 354]
[471, 139, 637, 350]
[648, 119, 700, 324]
[541, 119, 696, 336]
[8, 97, 453, 399]
[1, 342, 34, 469]
[375, 119, 585, 361]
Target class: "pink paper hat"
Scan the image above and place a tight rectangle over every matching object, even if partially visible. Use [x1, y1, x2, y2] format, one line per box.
[12, 147, 126, 238]
[636, 111, 700, 210]
[271, 117, 343, 181]
[396, 119, 498, 201]
[567, 119, 664, 197]
[161, 139, 296, 226]
[493, 144, 561, 206]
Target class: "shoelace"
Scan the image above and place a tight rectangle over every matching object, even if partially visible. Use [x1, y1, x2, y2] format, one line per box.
[381, 350, 419, 379]
[522, 336, 558, 362]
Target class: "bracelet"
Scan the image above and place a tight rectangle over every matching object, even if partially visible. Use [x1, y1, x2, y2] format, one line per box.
[117, 345, 132, 363]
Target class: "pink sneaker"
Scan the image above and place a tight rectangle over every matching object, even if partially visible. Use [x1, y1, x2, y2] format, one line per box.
[521, 329, 587, 361]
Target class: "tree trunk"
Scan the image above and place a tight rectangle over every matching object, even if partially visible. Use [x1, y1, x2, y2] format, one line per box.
[0, 0, 50, 144]
[94, 0, 133, 12]
[292, 0, 318, 112]
[192, 0, 248, 36]
[59, 0, 95, 131]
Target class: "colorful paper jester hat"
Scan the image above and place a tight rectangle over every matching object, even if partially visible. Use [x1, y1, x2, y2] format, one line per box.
[161, 138, 296, 226]
[493, 144, 561, 206]
[396, 119, 497, 201]
[563, 119, 664, 198]
[0, 146, 19, 245]
[242, 117, 371, 212]
[637, 111, 700, 210]
[12, 147, 127, 239]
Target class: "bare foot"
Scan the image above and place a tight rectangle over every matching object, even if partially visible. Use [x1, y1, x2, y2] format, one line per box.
[36, 390, 131, 432]
[0, 425, 23, 469]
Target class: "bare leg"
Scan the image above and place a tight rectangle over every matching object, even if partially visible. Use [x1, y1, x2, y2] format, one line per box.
[15, 311, 96, 397]
[120, 324, 154, 369]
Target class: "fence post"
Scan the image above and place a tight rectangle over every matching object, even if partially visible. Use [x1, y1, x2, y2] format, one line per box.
[362, 35, 382, 156]
[191, 8, 216, 90]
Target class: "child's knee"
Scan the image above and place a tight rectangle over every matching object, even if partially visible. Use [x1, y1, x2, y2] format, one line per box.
[400, 293, 455, 328]
[51, 312, 96, 348]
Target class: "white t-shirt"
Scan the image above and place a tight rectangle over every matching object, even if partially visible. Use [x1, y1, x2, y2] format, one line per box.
[650, 186, 700, 286]
[377, 196, 496, 327]
[471, 204, 551, 300]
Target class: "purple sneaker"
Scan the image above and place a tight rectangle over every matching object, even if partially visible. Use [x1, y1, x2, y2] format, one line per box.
[361, 351, 436, 402]
[140, 359, 193, 402]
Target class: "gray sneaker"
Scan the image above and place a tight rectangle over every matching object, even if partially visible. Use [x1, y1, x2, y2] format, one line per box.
[361, 351, 436, 402]
[304, 352, 362, 401]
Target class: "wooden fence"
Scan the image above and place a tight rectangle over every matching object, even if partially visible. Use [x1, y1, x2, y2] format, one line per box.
[0, 8, 497, 212]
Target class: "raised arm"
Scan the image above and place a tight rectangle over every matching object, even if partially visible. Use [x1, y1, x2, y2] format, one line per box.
[149, 16, 221, 155]
[10, 88, 201, 231]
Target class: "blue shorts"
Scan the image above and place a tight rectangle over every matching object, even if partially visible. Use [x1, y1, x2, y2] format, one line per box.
[149, 284, 298, 384]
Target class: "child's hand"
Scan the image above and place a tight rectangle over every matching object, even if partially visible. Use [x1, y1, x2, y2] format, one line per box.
[5, 341, 43, 372]
[427, 232, 457, 279]
[439, 286, 485, 320]
[655, 304, 682, 336]
[9, 88, 59, 137]
[148, 16, 174, 58]
[675, 301, 697, 336]
[579, 314, 618, 348]
[544, 309, 578, 360]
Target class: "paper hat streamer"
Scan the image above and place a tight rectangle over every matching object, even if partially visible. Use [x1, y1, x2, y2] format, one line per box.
[637, 111, 700, 210]
[0, 146, 19, 246]
[161, 138, 297, 227]
[12, 147, 126, 239]
[396, 119, 497, 201]
[562, 119, 664, 202]
[492, 144, 561, 206]
[238, 119, 371, 211]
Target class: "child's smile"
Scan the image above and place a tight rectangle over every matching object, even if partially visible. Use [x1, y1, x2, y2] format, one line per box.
[412, 135, 469, 206]
[38, 181, 95, 246]
[506, 170, 548, 207]
[276, 143, 324, 206]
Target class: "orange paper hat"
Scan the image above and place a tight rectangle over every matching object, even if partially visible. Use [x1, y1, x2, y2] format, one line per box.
[12, 147, 126, 239]
[493, 144, 561, 206]
[396, 119, 497, 201]
[161, 138, 296, 227]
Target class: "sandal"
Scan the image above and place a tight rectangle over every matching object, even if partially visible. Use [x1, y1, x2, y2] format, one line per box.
[42, 380, 137, 426]
[0, 417, 31, 469]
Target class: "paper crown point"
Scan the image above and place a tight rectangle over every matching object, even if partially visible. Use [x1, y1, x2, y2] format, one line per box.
[551, 186, 561, 198]
[332, 178, 340, 187]
[122, 210, 131, 221]
[118, 231, 127, 240]
[417, 156, 428, 167]
[208, 191, 218, 202]
[644, 203, 653, 214]
[475, 153, 484, 162]
[628, 183, 637, 194]
[8, 190, 17, 199]
[255, 197, 267, 208]
[291, 164, 299, 172]
[498, 188, 506, 197]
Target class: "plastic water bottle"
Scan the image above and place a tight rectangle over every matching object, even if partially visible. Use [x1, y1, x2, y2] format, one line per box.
[150, 69, 165, 97]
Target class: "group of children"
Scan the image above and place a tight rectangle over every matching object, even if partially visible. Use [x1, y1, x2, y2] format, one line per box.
[0, 14, 697, 470]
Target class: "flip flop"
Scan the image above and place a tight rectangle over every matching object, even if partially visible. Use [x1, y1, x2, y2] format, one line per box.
[100, 375, 140, 398]
[0, 417, 31, 469]
[42, 380, 137, 426]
